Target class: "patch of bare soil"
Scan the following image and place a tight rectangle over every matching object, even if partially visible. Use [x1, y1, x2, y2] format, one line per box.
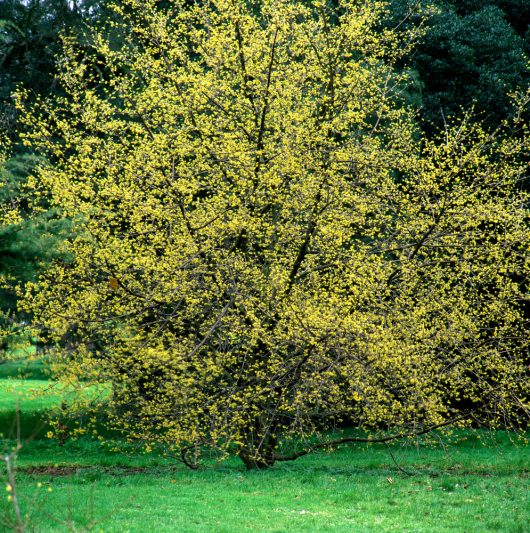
[21, 465, 81, 476]
[20, 465, 150, 476]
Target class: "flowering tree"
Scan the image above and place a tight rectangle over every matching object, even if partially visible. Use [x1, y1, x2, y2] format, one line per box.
[19, 0, 530, 468]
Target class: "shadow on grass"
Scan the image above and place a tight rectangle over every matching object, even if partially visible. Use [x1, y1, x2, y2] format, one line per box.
[0, 410, 51, 440]
[0, 357, 49, 380]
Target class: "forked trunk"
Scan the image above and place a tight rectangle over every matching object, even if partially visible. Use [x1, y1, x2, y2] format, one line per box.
[238, 433, 278, 470]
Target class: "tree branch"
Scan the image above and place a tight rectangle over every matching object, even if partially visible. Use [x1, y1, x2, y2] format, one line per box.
[273, 413, 471, 462]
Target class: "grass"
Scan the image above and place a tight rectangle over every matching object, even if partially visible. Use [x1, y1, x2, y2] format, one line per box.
[0, 379, 61, 439]
[0, 361, 528, 532]
[3, 433, 528, 532]
[0, 356, 48, 380]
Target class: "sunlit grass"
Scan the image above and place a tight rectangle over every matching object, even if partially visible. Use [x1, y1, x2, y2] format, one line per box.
[0, 379, 62, 439]
[0, 375, 109, 439]
[1, 433, 527, 533]
[0, 370, 528, 532]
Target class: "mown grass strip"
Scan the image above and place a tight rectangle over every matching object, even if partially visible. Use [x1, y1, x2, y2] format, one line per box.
[0, 435, 527, 533]
[1, 375, 528, 532]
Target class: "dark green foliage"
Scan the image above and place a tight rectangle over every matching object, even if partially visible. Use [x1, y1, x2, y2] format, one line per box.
[418, 5, 527, 127]
[0, 154, 71, 348]
[445, 1, 530, 37]
[0, 0, 115, 139]
[387, 1, 529, 129]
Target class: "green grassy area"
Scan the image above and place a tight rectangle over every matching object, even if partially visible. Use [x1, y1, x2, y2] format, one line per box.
[0, 356, 49, 380]
[2, 433, 528, 532]
[0, 379, 62, 439]
[1, 369, 529, 532]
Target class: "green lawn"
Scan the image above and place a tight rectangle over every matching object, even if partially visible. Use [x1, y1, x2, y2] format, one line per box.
[0, 355, 48, 380]
[1, 370, 529, 532]
[0, 379, 62, 439]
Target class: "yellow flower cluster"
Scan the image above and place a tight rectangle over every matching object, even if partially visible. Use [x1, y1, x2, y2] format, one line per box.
[18, 0, 530, 467]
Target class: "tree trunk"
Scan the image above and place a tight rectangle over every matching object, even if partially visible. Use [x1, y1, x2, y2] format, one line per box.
[238, 433, 278, 470]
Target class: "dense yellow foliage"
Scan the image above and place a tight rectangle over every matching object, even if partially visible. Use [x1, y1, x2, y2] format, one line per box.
[18, 0, 530, 468]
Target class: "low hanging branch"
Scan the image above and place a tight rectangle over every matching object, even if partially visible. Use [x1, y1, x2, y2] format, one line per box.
[179, 444, 200, 470]
[273, 413, 473, 463]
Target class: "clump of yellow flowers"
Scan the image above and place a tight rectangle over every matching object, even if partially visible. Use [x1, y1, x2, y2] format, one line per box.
[17, 0, 529, 468]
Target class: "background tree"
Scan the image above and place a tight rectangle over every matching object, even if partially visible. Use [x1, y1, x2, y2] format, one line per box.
[419, 4, 527, 127]
[384, 0, 530, 130]
[0, 0, 115, 352]
[17, 0, 530, 469]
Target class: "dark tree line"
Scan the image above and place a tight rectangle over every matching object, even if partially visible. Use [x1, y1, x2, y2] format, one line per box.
[385, 0, 529, 130]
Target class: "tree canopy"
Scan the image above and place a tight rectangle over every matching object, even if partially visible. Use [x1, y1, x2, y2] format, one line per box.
[0, 0, 115, 349]
[17, 0, 530, 468]
[385, 0, 530, 129]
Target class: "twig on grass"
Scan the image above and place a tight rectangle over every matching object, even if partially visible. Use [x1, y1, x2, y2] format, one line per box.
[2, 402, 25, 533]
[384, 442, 415, 477]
